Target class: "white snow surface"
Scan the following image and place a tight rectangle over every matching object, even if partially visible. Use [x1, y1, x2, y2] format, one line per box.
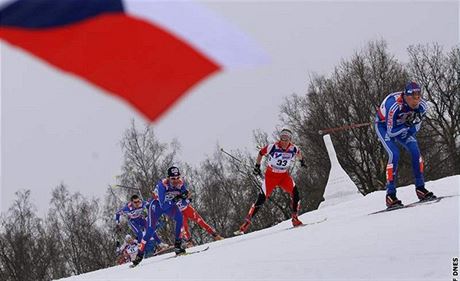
[58, 176, 460, 281]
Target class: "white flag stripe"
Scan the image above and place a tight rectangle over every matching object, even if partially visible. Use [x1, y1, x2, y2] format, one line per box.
[123, 0, 269, 69]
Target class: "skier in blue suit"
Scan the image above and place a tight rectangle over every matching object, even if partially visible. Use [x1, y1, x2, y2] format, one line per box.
[375, 81, 436, 208]
[114, 194, 148, 243]
[114, 194, 165, 254]
[132, 166, 186, 266]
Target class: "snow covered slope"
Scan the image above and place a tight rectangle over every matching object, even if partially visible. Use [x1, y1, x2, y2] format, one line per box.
[58, 176, 460, 281]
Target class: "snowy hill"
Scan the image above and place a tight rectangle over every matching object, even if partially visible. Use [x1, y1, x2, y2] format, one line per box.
[58, 176, 459, 281]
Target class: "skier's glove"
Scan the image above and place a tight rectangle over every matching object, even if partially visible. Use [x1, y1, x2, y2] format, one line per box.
[173, 191, 188, 202]
[299, 159, 307, 168]
[253, 163, 262, 176]
[405, 112, 423, 127]
[180, 190, 189, 199]
[115, 224, 122, 233]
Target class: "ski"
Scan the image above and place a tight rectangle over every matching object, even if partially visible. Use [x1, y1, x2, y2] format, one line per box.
[148, 245, 174, 257]
[286, 217, 328, 230]
[165, 246, 210, 260]
[129, 246, 210, 267]
[369, 195, 450, 215]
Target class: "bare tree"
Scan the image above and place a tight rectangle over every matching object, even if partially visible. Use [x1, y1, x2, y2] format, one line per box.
[118, 120, 179, 199]
[47, 184, 114, 275]
[281, 40, 410, 200]
[407, 43, 460, 176]
[0, 190, 54, 281]
[280, 40, 458, 205]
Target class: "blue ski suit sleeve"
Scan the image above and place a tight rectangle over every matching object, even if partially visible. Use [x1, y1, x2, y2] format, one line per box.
[385, 99, 409, 138]
[407, 100, 428, 136]
[114, 201, 148, 224]
[114, 204, 129, 224]
[157, 181, 168, 210]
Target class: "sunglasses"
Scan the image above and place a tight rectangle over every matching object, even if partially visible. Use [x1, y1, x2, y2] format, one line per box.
[132, 200, 142, 204]
[406, 89, 422, 96]
[280, 134, 292, 141]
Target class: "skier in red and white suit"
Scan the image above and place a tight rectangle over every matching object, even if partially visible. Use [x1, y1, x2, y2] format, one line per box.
[180, 197, 224, 245]
[235, 128, 307, 235]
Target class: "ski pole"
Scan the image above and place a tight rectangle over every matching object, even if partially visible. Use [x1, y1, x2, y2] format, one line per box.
[111, 184, 144, 200]
[318, 121, 383, 135]
[220, 148, 245, 165]
[108, 185, 125, 204]
[220, 148, 265, 194]
[113, 184, 141, 191]
[220, 148, 260, 173]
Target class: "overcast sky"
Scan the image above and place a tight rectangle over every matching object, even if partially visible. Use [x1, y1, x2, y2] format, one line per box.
[1, 1, 458, 215]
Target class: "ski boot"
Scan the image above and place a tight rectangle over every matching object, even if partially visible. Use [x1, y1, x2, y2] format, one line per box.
[416, 186, 436, 201]
[131, 252, 144, 267]
[183, 238, 194, 248]
[212, 233, 224, 241]
[386, 193, 403, 209]
[156, 242, 169, 251]
[234, 219, 251, 235]
[174, 239, 186, 256]
[291, 213, 303, 227]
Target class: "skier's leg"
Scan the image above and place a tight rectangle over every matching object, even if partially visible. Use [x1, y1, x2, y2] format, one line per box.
[376, 124, 402, 207]
[237, 192, 266, 233]
[181, 207, 191, 241]
[235, 170, 280, 234]
[399, 137, 424, 187]
[187, 205, 219, 237]
[399, 137, 434, 200]
[280, 175, 302, 226]
[128, 220, 144, 243]
[278, 174, 297, 212]
[139, 201, 162, 253]
[292, 185, 300, 214]
[132, 201, 162, 266]
[167, 205, 185, 255]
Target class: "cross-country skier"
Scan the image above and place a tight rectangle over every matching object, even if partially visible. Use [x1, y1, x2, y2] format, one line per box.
[116, 234, 138, 265]
[114, 194, 148, 243]
[375, 81, 436, 208]
[234, 128, 307, 235]
[131, 166, 187, 266]
[114, 195, 166, 254]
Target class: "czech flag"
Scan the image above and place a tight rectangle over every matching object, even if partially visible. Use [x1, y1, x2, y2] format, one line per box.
[0, 0, 267, 122]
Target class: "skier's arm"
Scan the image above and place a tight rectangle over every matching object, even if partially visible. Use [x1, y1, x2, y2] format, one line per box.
[413, 100, 427, 133]
[386, 104, 409, 138]
[180, 183, 189, 199]
[157, 183, 166, 209]
[114, 205, 127, 224]
[297, 149, 307, 168]
[255, 153, 263, 165]
[257, 145, 269, 164]
[254, 145, 268, 176]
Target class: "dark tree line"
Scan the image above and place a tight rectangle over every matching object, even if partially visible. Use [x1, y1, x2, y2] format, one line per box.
[1, 41, 457, 280]
[280, 41, 459, 203]
[0, 187, 114, 281]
